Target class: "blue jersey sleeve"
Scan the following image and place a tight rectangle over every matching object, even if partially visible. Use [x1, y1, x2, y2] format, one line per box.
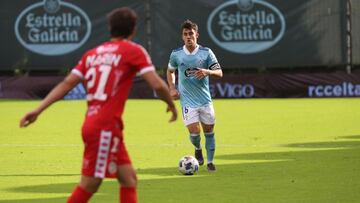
[168, 51, 178, 70]
[206, 49, 220, 70]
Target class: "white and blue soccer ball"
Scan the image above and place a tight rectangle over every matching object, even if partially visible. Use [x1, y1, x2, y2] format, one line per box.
[178, 155, 199, 175]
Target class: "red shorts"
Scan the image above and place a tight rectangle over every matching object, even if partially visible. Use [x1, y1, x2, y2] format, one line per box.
[81, 122, 131, 178]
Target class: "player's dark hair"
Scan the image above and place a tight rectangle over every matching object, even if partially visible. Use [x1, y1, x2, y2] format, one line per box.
[181, 20, 198, 32]
[107, 7, 137, 38]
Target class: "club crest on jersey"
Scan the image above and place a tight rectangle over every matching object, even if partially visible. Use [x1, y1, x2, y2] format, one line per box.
[108, 161, 117, 175]
[15, 0, 92, 56]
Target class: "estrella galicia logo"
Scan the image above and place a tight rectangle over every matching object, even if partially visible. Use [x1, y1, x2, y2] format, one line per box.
[15, 0, 91, 56]
[207, 0, 285, 54]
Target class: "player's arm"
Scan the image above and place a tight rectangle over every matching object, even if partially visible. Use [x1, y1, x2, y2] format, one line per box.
[19, 73, 81, 128]
[166, 68, 180, 100]
[142, 71, 177, 122]
[195, 48, 223, 79]
[194, 63, 223, 80]
[208, 63, 223, 78]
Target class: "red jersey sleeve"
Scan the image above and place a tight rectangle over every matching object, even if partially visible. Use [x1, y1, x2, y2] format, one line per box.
[128, 44, 155, 75]
[71, 53, 87, 79]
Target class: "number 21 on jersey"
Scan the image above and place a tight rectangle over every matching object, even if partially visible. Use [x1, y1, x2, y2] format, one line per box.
[85, 65, 112, 101]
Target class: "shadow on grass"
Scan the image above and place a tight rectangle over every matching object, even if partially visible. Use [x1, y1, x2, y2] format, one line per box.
[338, 135, 360, 140]
[1, 136, 360, 203]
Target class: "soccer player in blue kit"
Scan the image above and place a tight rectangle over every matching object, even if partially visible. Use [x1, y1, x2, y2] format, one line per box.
[167, 20, 223, 172]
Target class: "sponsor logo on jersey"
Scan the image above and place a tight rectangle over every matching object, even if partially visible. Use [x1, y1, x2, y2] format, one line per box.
[207, 0, 285, 54]
[15, 0, 91, 56]
[184, 67, 200, 77]
[96, 44, 119, 54]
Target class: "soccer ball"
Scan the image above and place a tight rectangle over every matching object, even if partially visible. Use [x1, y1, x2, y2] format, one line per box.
[178, 155, 199, 175]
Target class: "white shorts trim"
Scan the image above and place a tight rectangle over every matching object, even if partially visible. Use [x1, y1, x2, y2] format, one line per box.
[94, 130, 112, 178]
[182, 104, 215, 126]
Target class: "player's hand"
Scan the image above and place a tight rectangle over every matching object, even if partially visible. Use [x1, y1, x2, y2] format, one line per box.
[166, 105, 177, 123]
[193, 68, 209, 80]
[19, 110, 40, 128]
[169, 88, 180, 100]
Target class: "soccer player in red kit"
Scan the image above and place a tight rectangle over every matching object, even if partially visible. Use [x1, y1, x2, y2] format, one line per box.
[19, 7, 177, 203]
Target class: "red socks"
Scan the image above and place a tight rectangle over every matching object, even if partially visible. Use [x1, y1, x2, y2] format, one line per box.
[66, 185, 137, 203]
[67, 186, 92, 203]
[120, 187, 137, 203]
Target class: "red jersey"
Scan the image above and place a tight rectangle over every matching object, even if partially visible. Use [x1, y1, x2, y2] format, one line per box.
[72, 39, 154, 130]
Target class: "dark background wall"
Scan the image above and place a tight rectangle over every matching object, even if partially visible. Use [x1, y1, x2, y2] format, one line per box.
[352, 0, 360, 65]
[0, 0, 357, 72]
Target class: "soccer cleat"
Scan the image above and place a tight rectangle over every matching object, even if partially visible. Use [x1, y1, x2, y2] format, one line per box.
[207, 163, 216, 172]
[195, 149, 204, 166]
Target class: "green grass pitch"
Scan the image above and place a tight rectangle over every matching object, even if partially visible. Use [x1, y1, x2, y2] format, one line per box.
[0, 99, 360, 202]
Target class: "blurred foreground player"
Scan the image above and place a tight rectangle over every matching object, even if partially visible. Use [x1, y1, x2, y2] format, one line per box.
[19, 7, 177, 203]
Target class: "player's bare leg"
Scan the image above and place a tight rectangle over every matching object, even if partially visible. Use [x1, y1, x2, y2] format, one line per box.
[67, 176, 102, 203]
[117, 164, 138, 203]
[79, 176, 103, 193]
[201, 123, 216, 172]
[187, 122, 201, 134]
[187, 122, 204, 165]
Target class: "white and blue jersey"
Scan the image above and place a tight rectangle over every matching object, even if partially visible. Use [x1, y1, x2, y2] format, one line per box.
[168, 45, 220, 108]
